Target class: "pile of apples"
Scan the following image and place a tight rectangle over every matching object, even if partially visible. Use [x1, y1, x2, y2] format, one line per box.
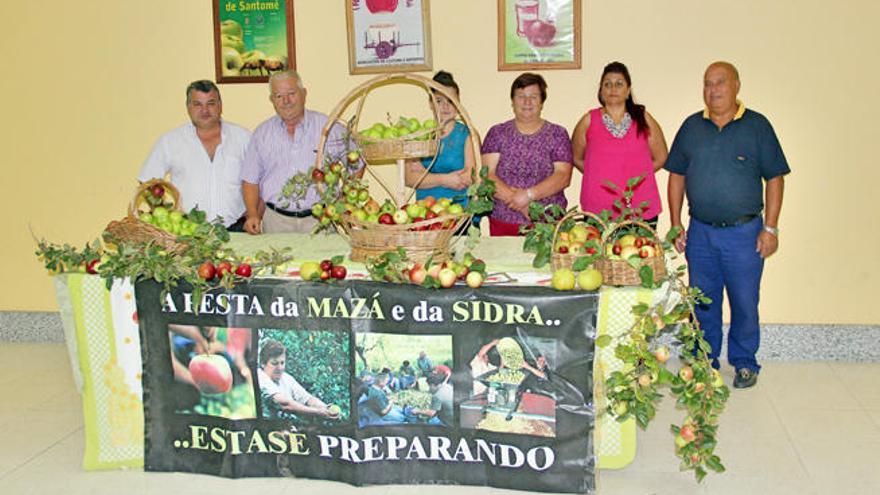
[555, 224, 602, 255]
[298, 259, 348, 281]
[407, 253, 485, 288]
[197, 260, 253, 281]
[359, 116, 437, 142]
[137, 183, 207, 237]
[605, 233, 659, 260]
[313, 191, 464, 231]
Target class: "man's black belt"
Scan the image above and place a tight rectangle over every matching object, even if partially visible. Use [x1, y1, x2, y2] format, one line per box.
[265, 202, 312, 218]
[699, 213, 759, 228]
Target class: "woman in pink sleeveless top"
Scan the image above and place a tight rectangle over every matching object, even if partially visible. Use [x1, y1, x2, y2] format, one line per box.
[572, 62, 668, 225]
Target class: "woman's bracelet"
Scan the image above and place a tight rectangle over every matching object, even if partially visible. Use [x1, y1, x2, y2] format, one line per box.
[526, 188, 535, 201]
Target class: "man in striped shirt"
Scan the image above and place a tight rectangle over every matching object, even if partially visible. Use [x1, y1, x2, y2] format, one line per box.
[240, 70, 345, 234]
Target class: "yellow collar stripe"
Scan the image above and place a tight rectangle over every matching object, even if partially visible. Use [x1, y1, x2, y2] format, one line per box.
[703, 100, 746, 120]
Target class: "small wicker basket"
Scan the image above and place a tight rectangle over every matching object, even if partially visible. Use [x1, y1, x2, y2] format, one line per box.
[103, 179, 186, 253]
[594, 220, 667, 286]
[550, 210, 606, 271]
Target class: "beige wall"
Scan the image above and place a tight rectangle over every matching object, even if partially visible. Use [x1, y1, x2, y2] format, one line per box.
[2, 1, 877, 323]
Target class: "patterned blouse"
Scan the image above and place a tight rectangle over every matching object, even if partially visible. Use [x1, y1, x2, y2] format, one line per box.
[602, 111, 632, 138]
[481, 119, 572, 225]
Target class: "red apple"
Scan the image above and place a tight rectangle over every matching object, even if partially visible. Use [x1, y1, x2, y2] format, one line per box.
[612, 244, 622, 255]
[85, 258, 101, 274]
[188, 354, 232, 395]
[150, 183, 165, 199]
[679, 366, 694, 382]
[320, 270, 331, 281]
[330, 265, 347, 280]
[654, 346, 670, 363]
[311, 168, 325, 183]
[365, 0, 399, 14]
[427, 263, 442, 279]
[409, 263, 426, 284]
[197, 261, 216, 281]
[216, 261, 233, 278]
[525, 19, 557, 47]
[679, 424, 696, 443]
[320, 259, 333, 272]
[235, 263, 252, 277]
[378, 213, 394, 225]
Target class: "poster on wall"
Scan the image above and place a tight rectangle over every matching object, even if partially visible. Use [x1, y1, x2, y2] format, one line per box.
[497, 0, 581, 71]
[346, 0, 433, 75]
[136, 279, 598, 493]
[213, 0, 296, 84]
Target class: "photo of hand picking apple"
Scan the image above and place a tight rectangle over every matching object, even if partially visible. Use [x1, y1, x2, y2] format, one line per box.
[257, 329, 350, 424]
[168, 325, 256, 419]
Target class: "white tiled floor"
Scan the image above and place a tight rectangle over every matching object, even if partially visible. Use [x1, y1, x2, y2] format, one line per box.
[1, 343, 878, 495]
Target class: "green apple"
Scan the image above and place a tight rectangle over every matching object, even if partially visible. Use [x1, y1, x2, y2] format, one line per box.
[382, 127, 400, 140]
[447, 203, 465, 216]
[380, 200, 397, 215]
[220, 34, 245, 54]
[300, 261, 321, 281]
[169, 210, 184, 224]
[551, 268, 576, 291]
[220, 19, 243, 38]
[422, 118, 437, 130]
[221, 46, 243, 75]
[569, 225, 588, 243]
[577, 268, 603, 290]
[406, 117, 421, 133]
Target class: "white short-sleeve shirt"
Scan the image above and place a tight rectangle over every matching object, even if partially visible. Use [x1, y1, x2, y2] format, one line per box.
[139, 120, 251, 226]
[257, 368, 316, 406]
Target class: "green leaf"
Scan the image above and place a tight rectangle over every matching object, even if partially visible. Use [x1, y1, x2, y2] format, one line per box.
[595, 334, 613, 348]
[639, 265, 655, 288]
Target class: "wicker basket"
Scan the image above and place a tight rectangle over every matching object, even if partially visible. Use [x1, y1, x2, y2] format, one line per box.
[340, 211, 466, 263]
[314, 73, 483, 263]
[550, 210, 606, 271]
[103, 179, 186, 253]
[594, 220, 667, 286]
[354, 126, 438, 162]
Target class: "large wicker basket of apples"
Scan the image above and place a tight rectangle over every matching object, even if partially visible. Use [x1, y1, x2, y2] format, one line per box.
[309, 73, 483, 264]
[594, 220, 667, 286]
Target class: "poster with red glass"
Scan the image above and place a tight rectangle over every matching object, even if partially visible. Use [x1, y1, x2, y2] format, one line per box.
[346, 0, 433, 75]
[498, 0, 581, 71]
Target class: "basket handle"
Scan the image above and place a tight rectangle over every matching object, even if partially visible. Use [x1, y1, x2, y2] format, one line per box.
[129, 179, 181, 218]
[551, 209, 607, 243]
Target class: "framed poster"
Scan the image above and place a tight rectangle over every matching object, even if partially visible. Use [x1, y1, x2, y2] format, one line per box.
[497, 0, 581, 71]
[346, 0, 433, 75]
[213, 0, 296, 84]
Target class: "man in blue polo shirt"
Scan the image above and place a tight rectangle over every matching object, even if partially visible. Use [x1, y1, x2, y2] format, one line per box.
[666, 61, 789, 389]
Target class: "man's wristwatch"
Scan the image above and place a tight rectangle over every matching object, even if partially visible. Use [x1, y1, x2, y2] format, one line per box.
[763, 225, 779, 236]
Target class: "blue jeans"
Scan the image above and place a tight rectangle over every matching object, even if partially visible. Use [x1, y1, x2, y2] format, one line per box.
[686, 217, 764, 372]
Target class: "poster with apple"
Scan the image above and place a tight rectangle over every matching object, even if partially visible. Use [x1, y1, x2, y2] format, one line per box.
[213, 0, 296, 83]
[497, 0, 581, 71]
[346, 0, 432, 75]
[136, 278, 599, 493]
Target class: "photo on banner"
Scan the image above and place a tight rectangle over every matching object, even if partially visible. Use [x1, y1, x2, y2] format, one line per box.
[354, 332, 453, 428]
[463, 335, 558, 437]
[257, 328, 351, 426]
[167, 325, 256, 419]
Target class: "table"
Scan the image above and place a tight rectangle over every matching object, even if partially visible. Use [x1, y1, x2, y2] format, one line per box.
[53, 234, 647, 475]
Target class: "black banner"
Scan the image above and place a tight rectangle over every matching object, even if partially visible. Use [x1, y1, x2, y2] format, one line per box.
[136, 279, 598, 493]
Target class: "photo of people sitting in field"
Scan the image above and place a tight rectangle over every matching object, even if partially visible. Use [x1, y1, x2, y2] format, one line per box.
[354, 333, 453, 427]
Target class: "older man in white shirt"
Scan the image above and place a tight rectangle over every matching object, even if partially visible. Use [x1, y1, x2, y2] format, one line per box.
[139, 80, 251, 230]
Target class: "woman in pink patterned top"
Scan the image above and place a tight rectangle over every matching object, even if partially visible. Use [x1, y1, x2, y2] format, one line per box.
[572, 62, 668, 225]
[481, 73, 573, 236]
